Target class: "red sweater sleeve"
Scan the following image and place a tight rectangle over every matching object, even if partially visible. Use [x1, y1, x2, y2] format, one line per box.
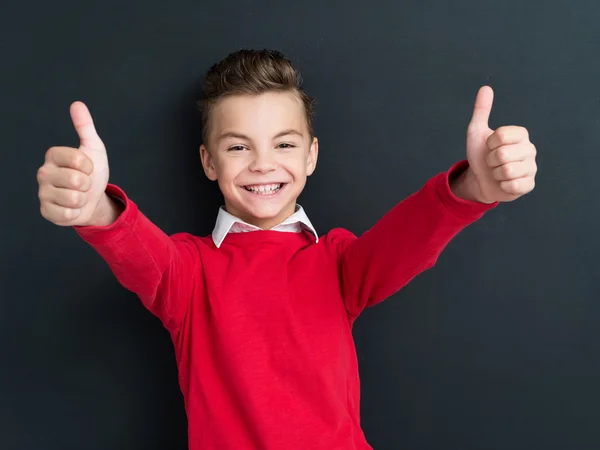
[331, 160, 498, 321]
[73, 184, 202, 334]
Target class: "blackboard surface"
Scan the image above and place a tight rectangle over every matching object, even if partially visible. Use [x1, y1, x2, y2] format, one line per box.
[2, 1, 599, 449]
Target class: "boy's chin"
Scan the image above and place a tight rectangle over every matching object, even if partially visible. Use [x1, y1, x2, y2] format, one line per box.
[243, 205, 294, 221]
[227, 202, 296, 228]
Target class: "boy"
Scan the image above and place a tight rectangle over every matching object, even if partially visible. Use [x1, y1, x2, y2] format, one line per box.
[36, 49, 537, 449]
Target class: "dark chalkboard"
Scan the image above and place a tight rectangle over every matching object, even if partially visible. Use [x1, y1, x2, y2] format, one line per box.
[2, 0, 599, 449]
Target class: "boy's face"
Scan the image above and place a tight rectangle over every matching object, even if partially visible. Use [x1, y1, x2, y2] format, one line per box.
[200, 91, 318, 230]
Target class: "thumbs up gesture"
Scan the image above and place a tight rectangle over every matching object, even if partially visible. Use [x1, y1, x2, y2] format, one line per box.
[455, 86, 538, 204]
[37, 102, 115, 226]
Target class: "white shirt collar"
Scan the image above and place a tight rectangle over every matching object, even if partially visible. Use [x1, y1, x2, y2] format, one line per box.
[212, 205, 319, 248]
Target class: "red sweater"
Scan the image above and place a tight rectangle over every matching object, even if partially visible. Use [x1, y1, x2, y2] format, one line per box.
[75, 160, 496, 449]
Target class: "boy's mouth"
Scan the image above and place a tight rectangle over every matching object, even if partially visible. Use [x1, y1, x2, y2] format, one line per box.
[242, 183, 286, 195]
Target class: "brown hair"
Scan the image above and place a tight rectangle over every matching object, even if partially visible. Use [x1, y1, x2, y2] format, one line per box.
[197, 49, 315, 145]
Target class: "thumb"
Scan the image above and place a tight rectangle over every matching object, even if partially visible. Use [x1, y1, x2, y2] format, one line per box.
[468, 86, 494, 133]
[70, 101, 104, 150]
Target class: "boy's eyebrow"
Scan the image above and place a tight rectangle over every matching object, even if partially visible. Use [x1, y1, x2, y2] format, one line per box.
[216, 129, 304, 143]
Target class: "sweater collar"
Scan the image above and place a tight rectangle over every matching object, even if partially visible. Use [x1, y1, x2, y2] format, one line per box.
[212, 205, 319, 248]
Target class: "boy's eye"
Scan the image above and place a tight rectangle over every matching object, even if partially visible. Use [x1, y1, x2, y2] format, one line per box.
[228, 143, 296, 151]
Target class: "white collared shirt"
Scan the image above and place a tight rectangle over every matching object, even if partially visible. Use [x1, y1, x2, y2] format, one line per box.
[212, 205, 319, 248]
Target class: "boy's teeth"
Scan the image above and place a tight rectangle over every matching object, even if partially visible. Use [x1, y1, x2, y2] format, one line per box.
[244, 183, 282, 194]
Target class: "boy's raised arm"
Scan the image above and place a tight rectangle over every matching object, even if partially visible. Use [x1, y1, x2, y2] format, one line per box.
[37, 102, 199, 333]
[333, 161, 497, 320]
[333, 86, 537, 320]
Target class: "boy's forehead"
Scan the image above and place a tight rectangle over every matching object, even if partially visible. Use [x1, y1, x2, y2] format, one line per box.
[211, 92, 307, 138]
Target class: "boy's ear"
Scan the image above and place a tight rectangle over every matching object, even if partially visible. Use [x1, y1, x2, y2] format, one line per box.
[306, 137, 319, 176]
[200, 144, 218, 181]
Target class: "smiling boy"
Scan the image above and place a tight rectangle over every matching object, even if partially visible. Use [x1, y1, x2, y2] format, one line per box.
[200, 90, 318, 234]
[36, 49, 537, 449]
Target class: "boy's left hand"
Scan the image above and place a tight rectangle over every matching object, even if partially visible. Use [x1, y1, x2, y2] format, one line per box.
[458, 86, 538, 204]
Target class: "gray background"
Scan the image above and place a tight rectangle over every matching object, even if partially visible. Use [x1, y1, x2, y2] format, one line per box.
[2, 0, 599, 448]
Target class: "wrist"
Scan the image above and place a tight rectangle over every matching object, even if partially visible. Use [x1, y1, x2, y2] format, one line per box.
[450, 167, 493, 204]
[87, 193, 125, 226]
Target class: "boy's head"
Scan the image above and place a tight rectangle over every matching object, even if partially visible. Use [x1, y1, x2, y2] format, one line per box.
[197, 49, 319, 230]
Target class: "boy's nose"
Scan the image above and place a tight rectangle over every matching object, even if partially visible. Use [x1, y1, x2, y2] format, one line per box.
[249, 151, 277, 173]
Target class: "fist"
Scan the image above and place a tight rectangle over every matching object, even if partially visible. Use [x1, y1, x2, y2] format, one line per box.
[37, 102, 110, 226]
[465, 86, 538, 204]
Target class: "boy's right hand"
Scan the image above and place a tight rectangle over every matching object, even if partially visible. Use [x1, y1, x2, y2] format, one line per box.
[37, 102, 113, 227]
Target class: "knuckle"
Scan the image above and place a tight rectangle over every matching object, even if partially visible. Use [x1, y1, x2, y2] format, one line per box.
[63, 207, 74, 221]
[38, 185, 47, 201]
[68, 190, 80, 207]
[503, 179, 516, 192]
[40, 204, 56, 222]
[69, 172, 82, 189]
[72, 153, 86, 170]
[496, 147, 509, 163]
[69, 190, 85, 207]
[45, 147, 55, 161]
[36, 166, 46, 183]
[495, 128, 507, 141]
